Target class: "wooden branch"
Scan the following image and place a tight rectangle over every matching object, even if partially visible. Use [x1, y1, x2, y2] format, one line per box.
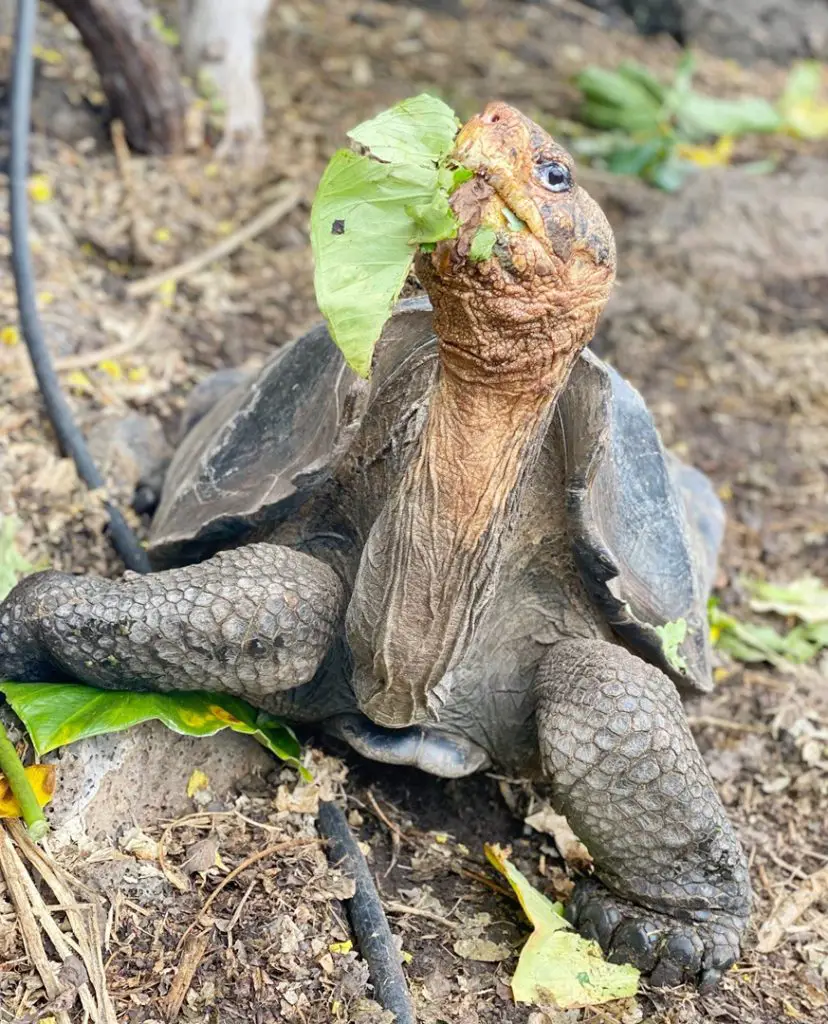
[52, 0, 189, 154]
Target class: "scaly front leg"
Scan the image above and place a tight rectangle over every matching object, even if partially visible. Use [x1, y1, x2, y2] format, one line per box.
[0, 544, 344, 709]
[535, 639, 751, 990]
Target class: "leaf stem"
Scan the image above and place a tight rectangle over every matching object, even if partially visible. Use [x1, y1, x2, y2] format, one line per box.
[0, 720, 48, 841]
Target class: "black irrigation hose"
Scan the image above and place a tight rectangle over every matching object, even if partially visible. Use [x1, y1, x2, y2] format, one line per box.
[10, 6, 409, 1013]
[318, 801, 416, 1024]
[9, 0, 151, 574]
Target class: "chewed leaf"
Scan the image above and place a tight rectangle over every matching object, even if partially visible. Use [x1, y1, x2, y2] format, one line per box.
[655, 617, 688, 673]
[0, 683, 306, 775]
[407, 192, 458, 244]
[469, 225, 497, 262]
[311, 150, 444, 377]
[485, 844, 639, 1008]
[0, 764, 55, 818]
[311, 95, 463, 376]
[348, 94, 460, 166]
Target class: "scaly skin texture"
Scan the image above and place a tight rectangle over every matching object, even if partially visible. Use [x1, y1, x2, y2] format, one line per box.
[0, 544, 344, 702]
[0, 104, 751, 989]
[537, 640, 750, 990]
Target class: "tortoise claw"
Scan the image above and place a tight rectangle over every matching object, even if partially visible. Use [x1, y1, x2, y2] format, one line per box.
[566, 878, 743, 990]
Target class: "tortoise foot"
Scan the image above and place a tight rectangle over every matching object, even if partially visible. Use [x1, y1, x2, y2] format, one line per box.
[567, 877, 744, 992]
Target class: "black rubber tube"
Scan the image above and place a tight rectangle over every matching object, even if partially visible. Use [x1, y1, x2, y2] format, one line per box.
[317, 801, 416, 1024]
[9, 0, 151, 574]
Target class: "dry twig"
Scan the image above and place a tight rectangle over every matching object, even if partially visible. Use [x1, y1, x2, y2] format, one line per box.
[162, 929, 212, 1021]
[126, 186, 303, 298]
[756, 865, 828, 952]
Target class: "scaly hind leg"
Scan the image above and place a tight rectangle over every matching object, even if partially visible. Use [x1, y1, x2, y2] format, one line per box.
[535, 639, 751, 990]
[0, 544, 344, 713]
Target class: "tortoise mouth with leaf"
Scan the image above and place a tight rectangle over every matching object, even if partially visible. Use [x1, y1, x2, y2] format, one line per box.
[0, 100, 750, 989]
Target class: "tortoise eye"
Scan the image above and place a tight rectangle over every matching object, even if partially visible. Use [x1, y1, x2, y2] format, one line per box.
[536, 160, 572, 193]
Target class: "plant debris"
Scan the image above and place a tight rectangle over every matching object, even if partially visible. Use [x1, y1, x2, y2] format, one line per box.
[485, 845, 639, 1008]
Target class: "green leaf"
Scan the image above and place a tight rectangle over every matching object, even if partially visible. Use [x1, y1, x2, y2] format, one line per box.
[676, 94, 781, 140]
[406, 192, 458, 244]
[311, 95, 463, 378]
[0, 682, 306, 774]
[646, 155, 693, 192]
[502, 206, 527, 232]
[469, 225, 497, 262]
[310, 150, 441, 377]
[708, 596, 828, 667]
[778, 61, 828, 139]
[746, 575, 828, 624]
[616, 62, 665, 104]
[485, 844, 639, 1007]
[575, 67, 662, 114]
[348, 94, 460, 166]
[603, 139, 665, 176]
[655, 618, 688, 673]
[0, 517, 39, 601]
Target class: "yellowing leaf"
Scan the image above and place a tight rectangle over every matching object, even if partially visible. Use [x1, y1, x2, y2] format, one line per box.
[98, 359, 123, 380]
[0, 764, 55, 818]
[187, 769, 210, 798]
[779, 62, 828, 140]
[28, 174, 53, 203]
[485, 844, 639, 1008]
[32, 45, 63, 65]
[677, 135, 734, 167]
[66, 370, 93, 395]
[0, 325, 19, 346]
[157, 279, 177, 307]
[0, 683, 306, 774]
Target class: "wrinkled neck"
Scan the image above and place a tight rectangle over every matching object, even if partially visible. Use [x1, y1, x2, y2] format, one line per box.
[346, 327, 579, 729]
[423, 357, 558, 539]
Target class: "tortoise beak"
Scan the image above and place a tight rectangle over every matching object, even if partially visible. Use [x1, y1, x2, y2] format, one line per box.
[452, 103, 546, 240]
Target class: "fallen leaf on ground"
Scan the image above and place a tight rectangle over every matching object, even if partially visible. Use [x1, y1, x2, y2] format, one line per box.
[485, 844, 639, 1008]
[0, 764, 55, 818]
[0, 682, 308, 777]
[187, 769, 210, 798]
[453, 936, 513, 962]
[119, 827, 161, 861]
[524, 806, 593, 872]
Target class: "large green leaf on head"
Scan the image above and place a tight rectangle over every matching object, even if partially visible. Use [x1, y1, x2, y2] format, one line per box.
[347, 93, 460, 165]
[0, 681, 306, 774]
[310, 94, 461, 378]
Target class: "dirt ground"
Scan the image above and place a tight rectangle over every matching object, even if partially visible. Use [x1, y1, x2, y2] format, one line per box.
[0, 1, 827, 1022]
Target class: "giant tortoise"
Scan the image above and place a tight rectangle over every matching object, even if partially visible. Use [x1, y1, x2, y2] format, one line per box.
[0, 102, 750, 988]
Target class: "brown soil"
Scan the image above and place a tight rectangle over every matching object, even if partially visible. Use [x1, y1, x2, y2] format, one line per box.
[1, 2, 827, 1023]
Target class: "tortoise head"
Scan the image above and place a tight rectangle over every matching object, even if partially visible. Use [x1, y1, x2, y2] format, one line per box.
[415, 101, 616, 390]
